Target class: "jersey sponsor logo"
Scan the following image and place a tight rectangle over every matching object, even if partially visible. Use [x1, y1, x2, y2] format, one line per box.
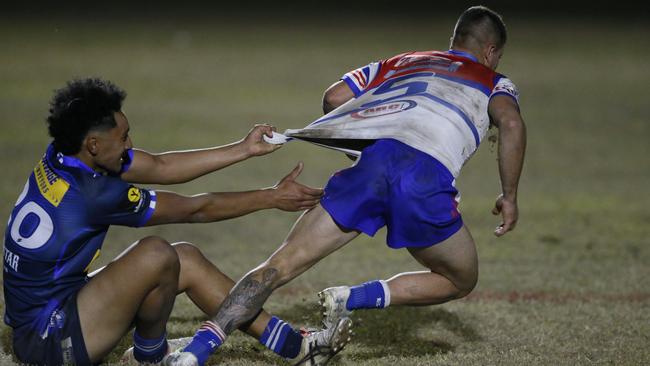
[34, 159, 69, 207]
[120, 185, 145, 212]
[351, 100, 416, 119]
[128, 187, 141, 203]
[4, 247, 20, 272]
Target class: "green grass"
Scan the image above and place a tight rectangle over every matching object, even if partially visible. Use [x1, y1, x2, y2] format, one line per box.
[1, 15, 649, 365]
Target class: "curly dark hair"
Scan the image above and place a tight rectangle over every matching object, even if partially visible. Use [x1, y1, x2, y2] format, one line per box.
[47, 78, 126, 155]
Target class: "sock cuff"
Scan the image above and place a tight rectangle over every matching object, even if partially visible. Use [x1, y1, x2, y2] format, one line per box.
[379, 280, 391, 308]
[134, 329, 167, 346]
[133, 330, 168, 362]
[184, 321, 226, 365]
[199, 320, 227, 343]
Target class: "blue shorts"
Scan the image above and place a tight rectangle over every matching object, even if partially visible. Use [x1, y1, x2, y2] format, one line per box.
[321, 139, 463, 248]
[12, 292, 92, 365]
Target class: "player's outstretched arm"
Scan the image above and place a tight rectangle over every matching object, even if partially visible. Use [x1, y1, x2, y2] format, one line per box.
[323, 80, 355, 114]
[143, 162, 323, 226]
[121, 124, 281, 185]
[488, 95, 527, 237]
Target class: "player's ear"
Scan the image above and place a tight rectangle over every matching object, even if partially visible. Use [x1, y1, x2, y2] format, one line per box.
[483, 43, 500, 69]
[484, 44, 496, 62]
[85, 134, 99, 156]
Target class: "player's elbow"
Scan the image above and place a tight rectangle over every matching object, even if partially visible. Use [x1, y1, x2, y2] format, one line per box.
[497, 115, 526, 132]
[499, 117, 525, 132]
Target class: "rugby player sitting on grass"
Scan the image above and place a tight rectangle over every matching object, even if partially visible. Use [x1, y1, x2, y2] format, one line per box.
[3, 78, 351, 366]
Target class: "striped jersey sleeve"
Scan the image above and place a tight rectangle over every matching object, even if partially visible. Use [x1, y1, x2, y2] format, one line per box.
[490, 75, 520, 104]
[341, 61, 382, 97]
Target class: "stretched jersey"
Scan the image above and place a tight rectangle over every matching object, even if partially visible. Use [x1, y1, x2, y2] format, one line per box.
[285, 50, 520, 177]
[3, 144, 156, 332]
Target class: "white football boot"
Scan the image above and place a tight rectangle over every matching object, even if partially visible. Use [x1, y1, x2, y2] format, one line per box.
[318, 286, 352, 329]
[120, 337, 193, 365]
[291, 317, 353, 366]
[160, 351, 199, 366]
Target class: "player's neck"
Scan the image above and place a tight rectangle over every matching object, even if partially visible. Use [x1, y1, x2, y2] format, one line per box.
[73, 150, 105, 174]
[449, 47, 480, 62]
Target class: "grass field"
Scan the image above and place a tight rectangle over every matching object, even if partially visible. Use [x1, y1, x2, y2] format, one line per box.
[1, 14, 649, 365]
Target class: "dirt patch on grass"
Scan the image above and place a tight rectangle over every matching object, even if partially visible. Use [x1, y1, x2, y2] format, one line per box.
[464, 290, 650, 304]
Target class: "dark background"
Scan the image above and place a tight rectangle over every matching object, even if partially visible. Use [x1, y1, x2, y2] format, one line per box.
[3, 0, 649, 19]
[1, 1, 649, 364]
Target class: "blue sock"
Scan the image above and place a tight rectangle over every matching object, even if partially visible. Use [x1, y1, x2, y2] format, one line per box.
[183, 321, 226, 365]
[132, 330, 169, 363]
[259, 316, 302, 359]
[346, 280, 390, 310]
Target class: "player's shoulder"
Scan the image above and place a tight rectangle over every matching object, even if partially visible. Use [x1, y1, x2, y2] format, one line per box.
[489, 73, 520, 106]
[384, 49, 439, 63]
[41, 145, 131, 204]
[492, 73, 519, 93]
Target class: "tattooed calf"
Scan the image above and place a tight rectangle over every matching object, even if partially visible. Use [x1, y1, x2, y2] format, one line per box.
[214, 267, 279, 334]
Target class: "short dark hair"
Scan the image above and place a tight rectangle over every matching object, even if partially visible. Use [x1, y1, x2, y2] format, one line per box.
[47, 78, 126, 155]
[452, 6, 507, 50]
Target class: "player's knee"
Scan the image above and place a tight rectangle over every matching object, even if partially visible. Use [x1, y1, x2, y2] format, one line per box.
[137, 236, 180, 274]
[173, 242, 213, 275]
[173, 242, 206, 264]
[454, 272, 478, 299]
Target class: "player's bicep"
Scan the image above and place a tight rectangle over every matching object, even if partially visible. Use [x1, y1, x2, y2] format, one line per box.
[488, 95, 523, 129]
[120, 149, 161, 184]
[323, 80, 355, 113]
[144, 191, 202, 226]
[87, 182, 156, 227]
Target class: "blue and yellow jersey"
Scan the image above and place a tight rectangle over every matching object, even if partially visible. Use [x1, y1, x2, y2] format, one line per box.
[3, 144, 156, 332]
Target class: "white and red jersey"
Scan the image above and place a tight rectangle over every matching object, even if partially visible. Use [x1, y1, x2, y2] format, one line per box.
[285, 50, 520, 177]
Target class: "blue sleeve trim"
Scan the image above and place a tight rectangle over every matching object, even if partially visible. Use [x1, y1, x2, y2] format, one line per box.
[137, 190, 157, 227]
[119, 149, 135, 175]
[490, 91, 519, 104]
[341, 75, 362, 97]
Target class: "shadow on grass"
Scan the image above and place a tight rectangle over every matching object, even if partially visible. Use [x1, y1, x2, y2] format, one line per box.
[2, 300, 480, 365]
[277, 302, 482, 362]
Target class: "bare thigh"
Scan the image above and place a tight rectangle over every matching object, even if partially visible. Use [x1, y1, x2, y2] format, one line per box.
[77, 236, 178, 361]
[265, 204, 360, 287]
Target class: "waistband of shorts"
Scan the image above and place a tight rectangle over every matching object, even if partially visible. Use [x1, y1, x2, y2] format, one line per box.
[372, 139, 454, 177]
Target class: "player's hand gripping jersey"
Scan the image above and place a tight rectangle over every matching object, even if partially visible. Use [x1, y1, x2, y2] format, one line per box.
[3, 145, 156, 333]
[285, 50, 520, 177]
